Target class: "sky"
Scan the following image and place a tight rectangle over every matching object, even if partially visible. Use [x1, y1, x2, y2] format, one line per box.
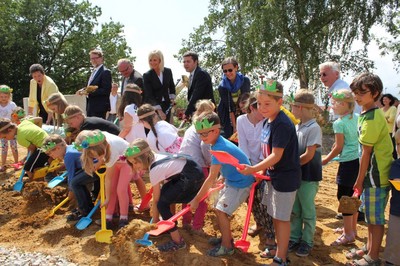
[93, 0, 400, 97]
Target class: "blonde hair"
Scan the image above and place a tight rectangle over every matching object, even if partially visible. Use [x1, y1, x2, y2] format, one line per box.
[75, 130, 110, 175]
[332, 89, 355, 116]
[64, 105, 85, 120]
[126, 138, 155, 171]
[148, 50, 164, 72]
[193, 99, 215, 120]
[294, 89, 315, 106]
[256, 79, 284, 101]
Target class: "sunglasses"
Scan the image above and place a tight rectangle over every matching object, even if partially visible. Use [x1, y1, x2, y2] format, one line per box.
[223, 69, 234, 73]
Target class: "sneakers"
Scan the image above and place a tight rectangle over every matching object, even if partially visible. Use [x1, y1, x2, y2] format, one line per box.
[66, 211, 83, 221]
[208, 237, 222, 246]
[207, 245, 234, 257]
[157, 238, 186, 252]
[296, 242, 312, 257]
[118, 219, 129, 229]
[288, 240, 300, 252]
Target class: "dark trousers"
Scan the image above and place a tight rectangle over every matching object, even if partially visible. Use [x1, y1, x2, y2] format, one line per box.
[70, 170, 99, 214]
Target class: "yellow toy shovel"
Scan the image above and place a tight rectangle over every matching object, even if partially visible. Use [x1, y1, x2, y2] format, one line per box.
[46, 197, 69, 219]
[95, 166, 113, 244]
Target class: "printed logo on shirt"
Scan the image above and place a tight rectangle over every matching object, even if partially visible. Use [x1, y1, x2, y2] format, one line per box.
[261, 122, 271, 159]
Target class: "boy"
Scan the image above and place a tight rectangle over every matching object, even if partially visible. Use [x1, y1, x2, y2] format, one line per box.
[289, 89, 322, 257]
[347, 73, 392, 266]
[189, 112, 254, 257]
[239, 80, 301, 266]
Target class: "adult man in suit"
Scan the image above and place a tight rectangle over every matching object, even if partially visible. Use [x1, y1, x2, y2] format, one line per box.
[182, 51, 214, 119]
[77, 49, 112, 119]
[117, 58, 143, 94]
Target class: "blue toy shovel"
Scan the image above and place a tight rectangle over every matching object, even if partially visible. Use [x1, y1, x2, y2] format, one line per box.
[75, 201, 101, 230]
[47, 172, 68, 188]
[13, 152, 30, 192]
[135, 218, 153, 246]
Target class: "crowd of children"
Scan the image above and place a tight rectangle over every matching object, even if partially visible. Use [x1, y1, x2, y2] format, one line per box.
[0, 69, 399, 266]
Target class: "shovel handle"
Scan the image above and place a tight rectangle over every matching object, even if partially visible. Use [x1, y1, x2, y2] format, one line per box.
[142, 218, 153, 241]
[241, 181, 258, 240]
[87, 201, 100, 218]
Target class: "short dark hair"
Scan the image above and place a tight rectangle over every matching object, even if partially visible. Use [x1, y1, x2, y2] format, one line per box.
[350, 72, 383, 102]
[29, 64, 45, 75]
[380, 93, 396, 106]
[183, 51, 198, 62]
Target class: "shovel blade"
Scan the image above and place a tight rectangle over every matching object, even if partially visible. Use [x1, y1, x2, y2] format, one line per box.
[235, 240, 250, 252]
[13, 181, 24, 192]
[75, 217, 92, 230]
[47, 177, 65, 188]
[95, 229, 113, 244]
[135, 239, 153, 247]
[147, 221, 175, 236]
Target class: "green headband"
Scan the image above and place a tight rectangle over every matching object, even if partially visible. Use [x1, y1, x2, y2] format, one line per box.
[194, 118, 220, 133]
[41, 141, 58, 153]
[0, 85, 12, 93]
[257, 80, 282, 96]
[74, 131, 106, 150]
[124, 146, 151, 158]
[331, 91, 354, 102]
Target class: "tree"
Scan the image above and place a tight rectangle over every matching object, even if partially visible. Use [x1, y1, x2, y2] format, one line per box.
[179, 0, 396, 94]
[0, 0, 132, 106]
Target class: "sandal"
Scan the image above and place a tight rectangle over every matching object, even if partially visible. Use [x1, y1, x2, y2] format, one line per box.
[346, 245, 368, 260]
[269, 256, 290, 266]
[248, 224, 263, 236]
[330, 233, 355, 246]
[346, 254, 381, 266]
[333, 227, 344, 234]
[157, 238, 186, 252]
[260, 244, 277, 258]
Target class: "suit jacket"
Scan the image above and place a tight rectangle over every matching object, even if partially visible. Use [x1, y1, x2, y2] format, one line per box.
[143, 67, 176, 110]
[86, 65, 112, 114]
[28, 75, 59, 113]
[121, 69, 143, 94]
[185, 67, 214, 116]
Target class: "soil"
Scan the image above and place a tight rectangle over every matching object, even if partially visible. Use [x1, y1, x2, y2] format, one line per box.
[0, 138, 389, 266]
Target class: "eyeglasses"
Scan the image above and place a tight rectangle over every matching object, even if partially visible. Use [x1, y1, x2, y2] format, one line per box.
[198, 130, 214, 138]
[352, 90, 371, 96]
[118, 65, 130, 73]
[319, 72, 327, 77]
[223, 69, 234, 73]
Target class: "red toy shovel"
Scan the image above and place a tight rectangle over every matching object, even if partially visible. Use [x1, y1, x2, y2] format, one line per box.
[148, 183, 224, 236]
[210, 150, 271, 181]
[137, 187, 153, 211]
[234, 181, 259, 252]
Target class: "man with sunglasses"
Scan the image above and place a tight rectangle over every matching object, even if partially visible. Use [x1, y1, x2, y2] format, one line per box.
[117, 58, 143, 95]
[182, 51, 214, 120]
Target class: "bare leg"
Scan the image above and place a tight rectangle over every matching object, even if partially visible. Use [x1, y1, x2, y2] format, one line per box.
[215, 209, 233, 248]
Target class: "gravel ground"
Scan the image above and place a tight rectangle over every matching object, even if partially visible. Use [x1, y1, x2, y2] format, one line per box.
[0, 247, 77, 266]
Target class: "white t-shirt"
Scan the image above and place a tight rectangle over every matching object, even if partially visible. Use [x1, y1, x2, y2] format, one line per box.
[109, 94, 118, 114]
[179, 125, 211, 167]
[147, 120, 179, 153]
[236, 114, 264, 165]
[103, 131, 129, 168]
[0, 101, 17, 119]
[124, 104, 146, 143]
[149, 153, 185, 185]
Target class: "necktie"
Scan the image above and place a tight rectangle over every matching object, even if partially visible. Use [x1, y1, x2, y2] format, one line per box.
[88, 69, 96, 86]
[188, 73, 193, 88]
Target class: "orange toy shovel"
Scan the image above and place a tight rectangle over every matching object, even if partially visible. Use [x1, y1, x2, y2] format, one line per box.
[95, 167, 113, 244]
[148, 183, 224, 236]
[235, 181, 258, 252]
[210, 150, 271, 181]
[137, 187, 153, 212]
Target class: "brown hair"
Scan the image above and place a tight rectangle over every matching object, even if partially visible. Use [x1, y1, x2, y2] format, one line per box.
[42, 134, 66, 153]
[256, 79, 284, 101]
[194, 111, 221, 126]
[0, 118, 17, 134]
[244, 92, 258, 114]
[118, 84, 142, 118]
[137, 104, 161, 149]
[126, 138, 155, 171]
[350, 72, 383, 102]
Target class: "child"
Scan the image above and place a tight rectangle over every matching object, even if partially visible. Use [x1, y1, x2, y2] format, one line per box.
[236, 93, 276, 256]
[137, 104, 182, 153]
[45, 92, 68, 128]
[180, 99, 214, 233]
[107, 83, 119, 123]
[41, 135, 97, 220]
[322, 89, 359, 246]
[0, 118, 49, 179]
[289, 89, 322, 257]
[118, 84, 146, 143]
[0, 85, 19, 171]
[189, 112, 255, 257]
[125, 138, 204, 251]
[75, 130, 145, 228]
[346, 73, 392, 266]
[383, 129, 400, 266]
[239, 80, 301, 266]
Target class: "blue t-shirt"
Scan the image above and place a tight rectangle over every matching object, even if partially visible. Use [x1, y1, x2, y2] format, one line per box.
[64, 145, 83, 188]
[333, 113, 359, 162]
[211, 135, 254, 188]
[261, 111, 301, 192]
[388, 159, 400, 217]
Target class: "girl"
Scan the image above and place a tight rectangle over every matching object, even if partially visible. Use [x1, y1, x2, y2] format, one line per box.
[75, 130, 146, 229]
[180, 99, 214, 233]
[236, 93, 276, 258]
[0, 85, 19, 171]
[137, 104, 182, 154]
[45, 92, 68, 128]
[217, 57, 250, 138]
[118, 84, 146, 142]
[125, 138, 204, 251]
[0, 118, 49, 179]
[322, 89, 359, 246]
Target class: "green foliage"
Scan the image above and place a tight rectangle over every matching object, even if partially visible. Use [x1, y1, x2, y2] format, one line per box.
[0, 0, 132, 106]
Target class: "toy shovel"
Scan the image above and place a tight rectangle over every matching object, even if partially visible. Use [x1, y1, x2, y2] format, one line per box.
[135, 218, 153, 246]
[47, 172, 68, 188]
[75, 201, 100, 230]
[210, 150, 271, 181]
[95, 166, 113, 244]
[13, 152, 30, 192]
[338, 188, 361, 214]
[137, 187, 153, 212]
[235, 181, 258, 252]
[46, 197, 69, 219]
[148, 183, 224, 236]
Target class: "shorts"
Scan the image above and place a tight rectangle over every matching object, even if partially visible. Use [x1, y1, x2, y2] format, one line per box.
[384, 214, 400, 265]
[262, 181, 296, 221]
[215, 184, 251, 216]
[24, 149, 49, 172]
[360, 186, 390, 225]
[336, 159, 359, 187]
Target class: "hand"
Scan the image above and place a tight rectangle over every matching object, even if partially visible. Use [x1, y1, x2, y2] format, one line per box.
[237, 164, 254, 175]
[101, 198, 109, 208]
[189, 199, 199, 212]
[353, 180, 363, 195]
[76, 88, 84, 96]
[322, 158, 328, 166]
[68, 191, 75, 201]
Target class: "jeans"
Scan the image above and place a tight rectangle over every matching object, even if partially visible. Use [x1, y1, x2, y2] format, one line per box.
[70, 170, 99, 214]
